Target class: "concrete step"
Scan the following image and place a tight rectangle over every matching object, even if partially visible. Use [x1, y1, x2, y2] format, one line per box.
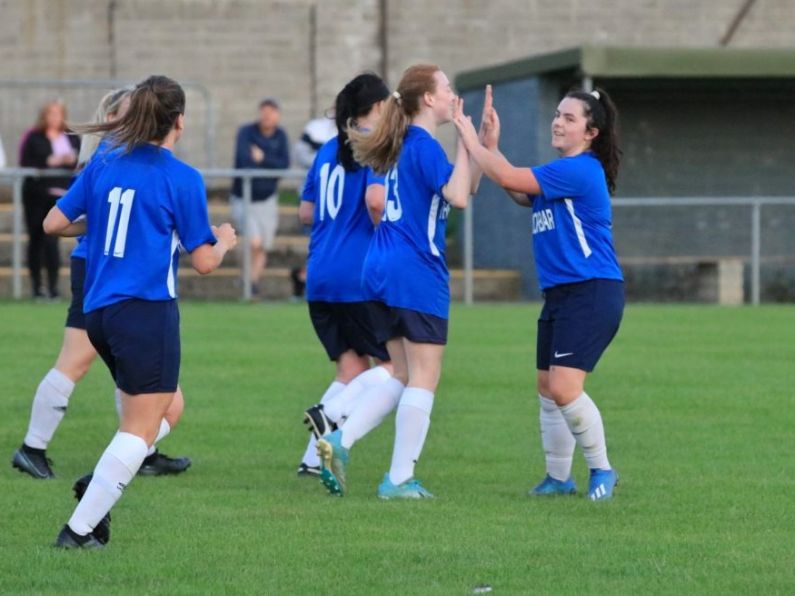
[0, 232, 309, 269]
[0, 266, 522, 301]
[0, 202, 305, 235]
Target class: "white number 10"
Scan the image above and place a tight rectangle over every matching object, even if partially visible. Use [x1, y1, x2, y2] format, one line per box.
[104, 187, 135, 258]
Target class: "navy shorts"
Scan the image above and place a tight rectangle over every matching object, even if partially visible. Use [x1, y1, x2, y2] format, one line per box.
[65, 257, 86, 330]
[85, 299, 181, 395]
[309, 301, 390, 362]
[366, 301, 448, 346]
[537, 279, 624, 373]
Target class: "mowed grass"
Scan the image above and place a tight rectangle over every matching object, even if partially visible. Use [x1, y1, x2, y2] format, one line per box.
[0, 301, 793, 595]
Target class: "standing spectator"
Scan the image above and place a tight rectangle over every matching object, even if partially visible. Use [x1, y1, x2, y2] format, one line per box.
[231, 98, 290, 297]
[21, 100, 80, 299]
[291, 114, 337, 300]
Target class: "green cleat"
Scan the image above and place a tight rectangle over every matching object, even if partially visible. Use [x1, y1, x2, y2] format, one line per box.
[316, 430, 348, 496]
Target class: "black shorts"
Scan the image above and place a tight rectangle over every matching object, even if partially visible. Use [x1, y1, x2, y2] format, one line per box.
[366, 301, 448, 346]
[308, 301, 390, 362]
[65, 257, 87, 330]
[537, 279, 624, 373]
[86, 299, 181, 395]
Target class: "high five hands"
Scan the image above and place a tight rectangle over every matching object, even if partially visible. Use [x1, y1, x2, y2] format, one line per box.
[454, 84, 500, 152]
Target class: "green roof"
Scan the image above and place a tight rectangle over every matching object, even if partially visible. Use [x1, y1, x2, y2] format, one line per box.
[456, 46, 795, 90]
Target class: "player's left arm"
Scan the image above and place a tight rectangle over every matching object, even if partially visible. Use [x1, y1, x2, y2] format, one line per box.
[43, 207, 86, 236]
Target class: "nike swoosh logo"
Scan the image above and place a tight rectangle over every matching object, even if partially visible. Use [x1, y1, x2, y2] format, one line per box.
[53, 406, 68, 413]
[554, 351, 574, 358]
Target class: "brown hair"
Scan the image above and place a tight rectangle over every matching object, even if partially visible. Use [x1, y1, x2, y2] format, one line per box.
[348, 64, 439, 174]
[34, 100, 67, 133]
[565, 87, 622, 195]
[73, 75, 185, 153]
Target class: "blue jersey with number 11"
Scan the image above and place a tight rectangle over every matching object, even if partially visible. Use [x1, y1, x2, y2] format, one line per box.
[56, 144, 216, 313]
[302, 137, 384, 302]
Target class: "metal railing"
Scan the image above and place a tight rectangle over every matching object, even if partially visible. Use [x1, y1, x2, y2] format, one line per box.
[0, 167, 307, 301]
[2, 168, 792, 305]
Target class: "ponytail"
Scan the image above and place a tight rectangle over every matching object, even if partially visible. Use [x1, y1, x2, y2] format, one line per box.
[349, 63, 439, 175]
[73, 75, 185, 153]
[334, 73, 390, 171]
[566, 86, 621, 195]
[77, 86, 133, 166]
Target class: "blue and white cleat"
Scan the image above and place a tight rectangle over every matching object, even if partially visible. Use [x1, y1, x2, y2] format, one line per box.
[588, 468, 618, 501]
[529, 474, 577, 496]
[377, 473, 434, 500]
[316, 430, 348, 496]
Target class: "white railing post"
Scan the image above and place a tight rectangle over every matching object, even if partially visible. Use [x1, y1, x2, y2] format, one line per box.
[463, 201, 474, 305]
[12, 174, 24, 299]
[241, 175, 253, 302]
[751, 200, 761, 306]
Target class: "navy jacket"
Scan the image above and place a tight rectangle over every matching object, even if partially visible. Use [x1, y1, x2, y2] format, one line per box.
[232, 123, 290, 201]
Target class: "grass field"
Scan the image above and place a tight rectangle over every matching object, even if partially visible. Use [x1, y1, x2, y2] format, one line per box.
[1, 301, 793, 595]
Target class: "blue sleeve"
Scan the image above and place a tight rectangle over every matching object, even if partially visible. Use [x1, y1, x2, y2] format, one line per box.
[531, 157, 590, 201]
[417, 138, 453, 196]
[301, 152, 319, 203]
[173, 169, 217, 253]
[56, 162, 93, 221]
[261, 129, 290, 169]
[366, 167, 385, 187]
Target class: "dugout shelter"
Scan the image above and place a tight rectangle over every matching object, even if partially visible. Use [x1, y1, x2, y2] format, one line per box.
[456, 46, 795, 301]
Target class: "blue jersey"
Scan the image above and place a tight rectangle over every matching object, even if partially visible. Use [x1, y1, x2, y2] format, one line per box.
[362, 126, 454, 319]
[302, 137, 384, 302]
[57, 144, 216, 312]
[71, 236, 87, 260]
[530, 152, 623, 290]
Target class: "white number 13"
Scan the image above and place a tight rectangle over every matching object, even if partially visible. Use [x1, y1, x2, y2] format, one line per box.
[104, 187, 135, 258]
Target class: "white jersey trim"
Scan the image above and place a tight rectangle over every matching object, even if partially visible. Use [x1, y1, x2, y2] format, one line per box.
[564, 198, 592, 258]
[167, 230, 180, 298]
[427, 194, 441, 257]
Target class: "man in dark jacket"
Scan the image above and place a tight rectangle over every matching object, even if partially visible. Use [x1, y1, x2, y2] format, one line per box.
[231, 98, 290, 297]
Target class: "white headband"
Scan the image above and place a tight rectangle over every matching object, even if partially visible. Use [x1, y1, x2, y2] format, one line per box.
[590, 90, 601, 100]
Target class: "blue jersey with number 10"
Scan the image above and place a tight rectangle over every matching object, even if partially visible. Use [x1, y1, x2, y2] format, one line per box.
[56, 144, 216, 313]
[302, 137, 384, 302]
[361, 125, 454, 319]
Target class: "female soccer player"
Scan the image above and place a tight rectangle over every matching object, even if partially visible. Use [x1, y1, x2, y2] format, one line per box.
[12, 88, 191, 480]
[317, 64, 479, 499]
[296, 73, 401, 480]
[454, 87, 623, 501]
[43, 75, 237, 548]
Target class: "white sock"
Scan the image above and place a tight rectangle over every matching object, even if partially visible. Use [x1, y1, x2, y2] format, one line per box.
[560, 392, 611, 471]
[23, 368, 75, 450]
[323, 366, 391, 423]
[340, 377, 405, 449]
[388, 387, 434, 486]
[301, 380, 346, 467]
[146, 419, 171, 456]
[539, 394, 575, 481]
[67, 431, 148, 536]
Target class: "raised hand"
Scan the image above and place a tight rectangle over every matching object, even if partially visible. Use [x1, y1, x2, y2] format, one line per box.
[479, 85, 500, 150]
[453, 98, 479, 150]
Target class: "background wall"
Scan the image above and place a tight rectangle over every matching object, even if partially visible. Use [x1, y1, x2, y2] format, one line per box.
[2, 0, 794, 171]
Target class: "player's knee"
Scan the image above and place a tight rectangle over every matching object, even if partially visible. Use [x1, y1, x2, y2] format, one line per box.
[546, 378, 581, 405]
[164, 389, 185, 429]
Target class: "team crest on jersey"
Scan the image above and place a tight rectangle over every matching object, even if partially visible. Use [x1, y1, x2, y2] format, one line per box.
[532, 208, 555, 234]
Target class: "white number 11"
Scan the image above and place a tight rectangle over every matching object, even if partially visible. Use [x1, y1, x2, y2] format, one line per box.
[104, 187, 135, 258]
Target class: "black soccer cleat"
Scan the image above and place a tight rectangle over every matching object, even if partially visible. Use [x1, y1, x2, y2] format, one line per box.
[303, 404, 337, 440]
[11, 444, 55, 479]
[137, 450, 192, 476]
[73, 474, 111, 545]
[54, 524, 105, 550]
[296, 463, 321, 477]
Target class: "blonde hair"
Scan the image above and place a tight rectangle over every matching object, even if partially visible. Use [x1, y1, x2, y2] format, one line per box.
[77, 86, 134, 166]
[34, 99, 67, 134]
[348, 64, 439, 174]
